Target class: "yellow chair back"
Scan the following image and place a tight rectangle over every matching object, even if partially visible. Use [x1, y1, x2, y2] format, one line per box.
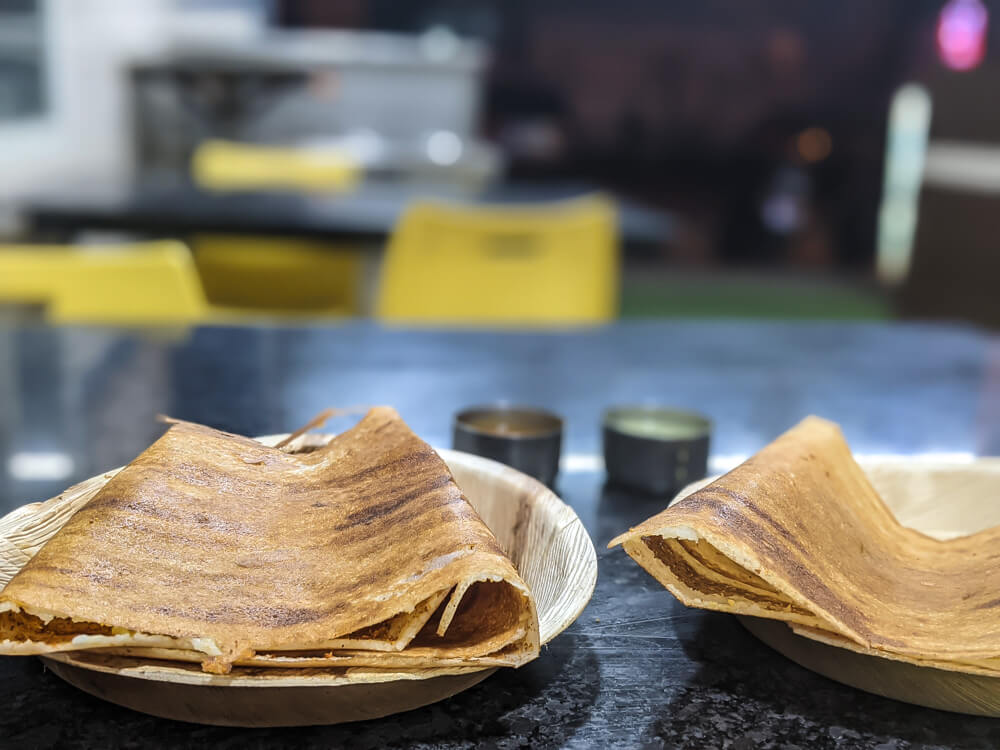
[376, 195, 619, 325]
[0, 241, 208, 324]
[192, 140, 361, 193]
[192, 235, 363, 315]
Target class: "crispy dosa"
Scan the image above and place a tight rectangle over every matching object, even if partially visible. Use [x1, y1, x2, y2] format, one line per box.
[0, 407, 539, 674]
[610, 416, 1000, 675]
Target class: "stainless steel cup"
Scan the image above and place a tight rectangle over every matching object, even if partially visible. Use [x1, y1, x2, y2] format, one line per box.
[453, 405, 563, 487]
[603, 406, 711, 496]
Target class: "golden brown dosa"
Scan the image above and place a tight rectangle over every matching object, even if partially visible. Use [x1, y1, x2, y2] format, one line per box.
[0, 407, 539, 673]
[609, 416, 1000, 675]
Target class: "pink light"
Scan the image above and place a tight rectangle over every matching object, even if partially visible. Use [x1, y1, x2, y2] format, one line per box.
[937, 0, 988, 71]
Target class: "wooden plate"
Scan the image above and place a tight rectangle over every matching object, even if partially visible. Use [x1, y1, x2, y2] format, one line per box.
[0, 436, 598, 726]
[675, 457, 1000, 717]
[739, 616, 1000, 717]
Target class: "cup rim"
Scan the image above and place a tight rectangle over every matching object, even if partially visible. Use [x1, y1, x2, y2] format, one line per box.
[602, 405, 712, 442]
[454, 405, 564, 440]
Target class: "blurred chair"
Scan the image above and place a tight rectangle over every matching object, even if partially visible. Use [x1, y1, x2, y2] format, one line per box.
[189, 140, 365, 315]
[192, 235, 363, 315]
[0, 239, 361, 324]
[375, 196, 619, 325]
[191, 140, 361, 193]
[0, 241, 208, 324]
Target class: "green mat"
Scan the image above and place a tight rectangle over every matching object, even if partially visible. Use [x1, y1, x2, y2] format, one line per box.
[620, 277, 891, 320]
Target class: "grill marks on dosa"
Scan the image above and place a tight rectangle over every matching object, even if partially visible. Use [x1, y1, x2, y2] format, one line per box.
[610, 416, 1000, 675]
[0, 407, 539, 674]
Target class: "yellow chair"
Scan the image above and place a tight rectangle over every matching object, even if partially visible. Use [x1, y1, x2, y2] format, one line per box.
[191, 235, 363, 315]
[375, 195, 619, 326]
[0, 239, 364, 324]
[188, 140, 366, 315]
[0, 240, 209, 324]
[192, 140, 361, 193]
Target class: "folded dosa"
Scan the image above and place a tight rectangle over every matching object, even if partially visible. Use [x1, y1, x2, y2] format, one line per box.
[610, 416, 1000, 675]
[0, 407, 539, 674]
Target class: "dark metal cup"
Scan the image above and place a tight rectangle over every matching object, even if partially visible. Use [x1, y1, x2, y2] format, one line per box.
[603, 406, 711, 496]
[453, 406, 563, 486]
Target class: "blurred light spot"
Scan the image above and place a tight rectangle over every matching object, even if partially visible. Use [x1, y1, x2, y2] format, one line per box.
[937, 0, 988, 71]
[8, 452, 75, 481]
[797, 127, 832, 163]
[420, 25, 460, 62]
[427, 130, 463, 166]
[881, 201, 917, 244]
[340, 129, 384, 164]
[877, 84, 932, 285]
[709, 455, 749, 473]
[562, 454, 603, 473]
[761, 194, 801, 234]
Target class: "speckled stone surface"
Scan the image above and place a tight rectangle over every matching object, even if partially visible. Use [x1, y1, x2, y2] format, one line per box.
[0, 320, 998, 748]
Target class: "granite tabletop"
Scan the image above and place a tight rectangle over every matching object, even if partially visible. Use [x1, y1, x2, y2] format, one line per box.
[0, 320, 998, 749]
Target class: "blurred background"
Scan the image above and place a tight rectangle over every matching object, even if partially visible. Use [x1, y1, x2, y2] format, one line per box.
[2, 0, 1000, 519]
[0, 0, 998, 327]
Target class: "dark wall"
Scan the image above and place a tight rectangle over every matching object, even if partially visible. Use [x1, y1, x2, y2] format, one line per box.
[277, 1, 979, 270]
